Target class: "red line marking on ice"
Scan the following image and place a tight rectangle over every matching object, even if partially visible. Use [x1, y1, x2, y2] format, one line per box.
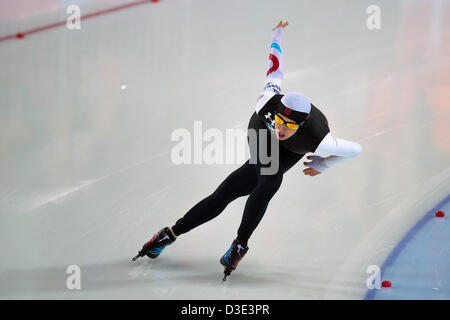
[0, 0, 155, 43]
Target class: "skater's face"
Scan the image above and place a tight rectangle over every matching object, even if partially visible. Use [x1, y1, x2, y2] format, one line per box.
[274, 113, 298, 140]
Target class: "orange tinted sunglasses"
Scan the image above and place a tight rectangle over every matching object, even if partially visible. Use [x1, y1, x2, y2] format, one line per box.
[274, 113, 300, 130]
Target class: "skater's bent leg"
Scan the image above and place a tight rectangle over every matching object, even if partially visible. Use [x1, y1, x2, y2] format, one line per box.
[235, 148, 303, 244]
[235, 149, 303, 244]
[171, 160, 258, 236]
[236, 172, 283, 245]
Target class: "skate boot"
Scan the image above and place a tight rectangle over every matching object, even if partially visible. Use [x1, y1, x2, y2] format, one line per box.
[132, 227, 176, 261]
[220, 239, 249, 281]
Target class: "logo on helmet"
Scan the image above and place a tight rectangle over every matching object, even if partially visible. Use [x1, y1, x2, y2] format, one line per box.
[284, 107, 292, 116]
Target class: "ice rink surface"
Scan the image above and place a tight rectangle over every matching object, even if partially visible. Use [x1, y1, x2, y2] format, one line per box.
[0, 0, 449, 299]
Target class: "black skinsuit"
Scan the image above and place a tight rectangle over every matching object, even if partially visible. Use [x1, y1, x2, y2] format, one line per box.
[171, 94, 330, 244]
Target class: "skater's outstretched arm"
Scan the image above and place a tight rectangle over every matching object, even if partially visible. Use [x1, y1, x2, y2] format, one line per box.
[303, 133, 363, 175]
[256, 21, 288, 114]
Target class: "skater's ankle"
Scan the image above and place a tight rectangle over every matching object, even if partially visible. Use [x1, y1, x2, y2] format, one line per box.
[236, 238, 248, 248]
[168, 226, 177, 240]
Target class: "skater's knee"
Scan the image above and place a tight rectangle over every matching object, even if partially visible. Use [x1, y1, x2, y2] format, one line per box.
[211, 183, 238, 205]
[213, 174, 257, 203]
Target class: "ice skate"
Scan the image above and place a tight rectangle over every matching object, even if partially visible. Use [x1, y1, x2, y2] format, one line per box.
[220, 239, 249, 281]
[132, 227, 176, 261]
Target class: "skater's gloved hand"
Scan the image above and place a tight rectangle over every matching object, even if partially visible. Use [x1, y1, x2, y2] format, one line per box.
[272, 20, 289, 31]
[271, 21, 288, 39]
[303, 155, 326, 176]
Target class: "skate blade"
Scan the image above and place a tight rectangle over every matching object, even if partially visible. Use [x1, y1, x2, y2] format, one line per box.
[222, 268, 232, 282]
[132, 252, 143, 261]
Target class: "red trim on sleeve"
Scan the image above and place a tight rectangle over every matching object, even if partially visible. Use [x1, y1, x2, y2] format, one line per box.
[267, 54, 280, 76]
